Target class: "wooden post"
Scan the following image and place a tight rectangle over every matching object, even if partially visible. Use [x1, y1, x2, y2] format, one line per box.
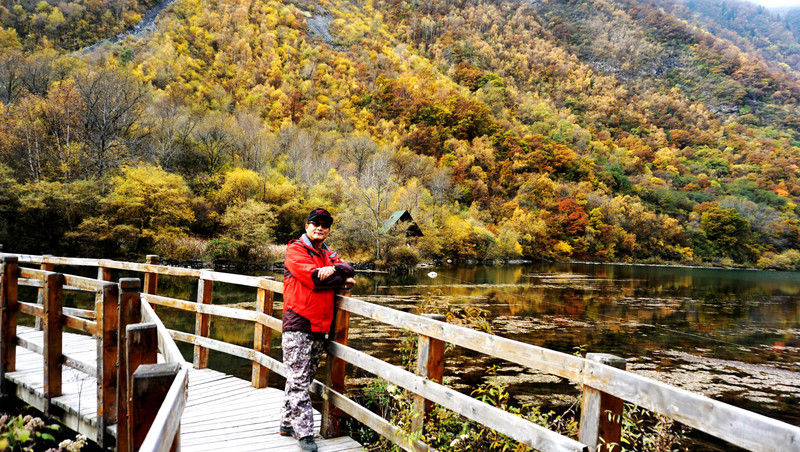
[321, 293, 351, 438]
[251, 287, 273, 388]
[96, 282, 119, 447]
[35, 256, 54, 331]
[42, 272, 64, 415]
[411, 313, 447, 434]
[116, 279, 141, 452]
[193, 276, 212, 369]
[125, 323, 158, 452]
[143, 255, 159, 295]
[580, 353, 627, 452]
[130, 363, 180, 451]
[97, 263, 112, 282]
[0, 256, 19, 395]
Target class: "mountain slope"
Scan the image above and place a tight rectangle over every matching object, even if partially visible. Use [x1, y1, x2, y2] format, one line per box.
[1, 0, 800, 268]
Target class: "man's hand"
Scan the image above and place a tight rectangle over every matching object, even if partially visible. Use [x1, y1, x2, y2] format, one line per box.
[343, 277, 356, 289]
[317, 265, 336, 280]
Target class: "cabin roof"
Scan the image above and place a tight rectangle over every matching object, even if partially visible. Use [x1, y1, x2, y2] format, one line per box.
[379, 210, 423, 236]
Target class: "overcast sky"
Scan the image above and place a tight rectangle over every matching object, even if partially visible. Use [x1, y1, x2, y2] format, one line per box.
[750, 0, 800, 8]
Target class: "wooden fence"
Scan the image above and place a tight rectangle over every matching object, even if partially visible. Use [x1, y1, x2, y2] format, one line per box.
[0, 255, 187, 452]
[3, 251, 800, 452]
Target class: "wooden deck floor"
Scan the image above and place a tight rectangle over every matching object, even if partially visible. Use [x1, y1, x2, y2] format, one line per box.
[5, 326, 363, 452]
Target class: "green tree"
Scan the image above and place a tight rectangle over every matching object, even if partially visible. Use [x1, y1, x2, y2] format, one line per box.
[220, 199, 276, 261]
[700, 205, 751, 260]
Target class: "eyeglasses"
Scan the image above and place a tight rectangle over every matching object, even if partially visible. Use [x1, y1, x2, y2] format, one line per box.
[308, 220, 331, 229]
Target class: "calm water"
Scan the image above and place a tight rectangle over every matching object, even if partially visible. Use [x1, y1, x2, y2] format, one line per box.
[42, 262, 800, 448]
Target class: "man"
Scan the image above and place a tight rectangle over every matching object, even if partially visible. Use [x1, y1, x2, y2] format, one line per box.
[279, 208, 355, 452]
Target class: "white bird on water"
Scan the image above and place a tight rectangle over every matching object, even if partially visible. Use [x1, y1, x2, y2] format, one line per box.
[427, 271, 437, 279]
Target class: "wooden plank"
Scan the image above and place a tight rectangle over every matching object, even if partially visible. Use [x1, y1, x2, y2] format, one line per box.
[98, 259, 202, 278]
[1, 256, 19, 392]
[197, 270, 281, 292]
[20, 278, 44, 288]
[19, 267, 46, 279]
[64, 307, 96, 319]
[181, 401, 282, 424]
[582, 361, 800, 452]
[63, 315, 99, 336]
[62, 354, 98, 379]
[185, 371, 231, 386]
[194, 278, 212, 369]
[179, 424, 279, 443]
[62, 274, 110, 292]
[326, 342, 589, 452]
[183, 382, 254, 406]
[18, 301, 43, 317]
[183, 390, 283, 415]
[251, 288, 273, 388]
[181, 436, 296, 452]
[43, 272, 64, 409]
[170, 330, 286, 378]
[181, 413, 283, 431]
[142, 293, 282, 332]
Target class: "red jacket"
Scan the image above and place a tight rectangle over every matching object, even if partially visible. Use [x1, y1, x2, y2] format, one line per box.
[282, 234, 354, 334]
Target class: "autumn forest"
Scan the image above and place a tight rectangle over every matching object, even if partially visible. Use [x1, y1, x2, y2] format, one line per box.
[2, 0, 800, 269]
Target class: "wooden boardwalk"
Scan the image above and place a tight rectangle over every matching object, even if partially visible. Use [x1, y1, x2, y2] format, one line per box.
[6, 326, 362, 452]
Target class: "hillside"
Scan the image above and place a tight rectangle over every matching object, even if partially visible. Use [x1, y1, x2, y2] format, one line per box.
[1, 0, 800, 270]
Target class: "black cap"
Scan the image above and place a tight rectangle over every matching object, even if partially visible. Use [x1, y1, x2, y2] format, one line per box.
[308, 208, 333, 226]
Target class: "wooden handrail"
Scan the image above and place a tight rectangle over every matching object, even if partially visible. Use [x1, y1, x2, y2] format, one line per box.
[3, 251, 800, 451]
[141, 293, 282, 331]
[141, 299, 188, 366]
[137, 365, 188, 452]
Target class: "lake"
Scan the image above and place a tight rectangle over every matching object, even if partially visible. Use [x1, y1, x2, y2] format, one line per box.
[54, 261, 798, 450]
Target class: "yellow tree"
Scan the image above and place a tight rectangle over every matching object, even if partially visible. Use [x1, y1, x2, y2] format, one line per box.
[73, 164, 195, 256]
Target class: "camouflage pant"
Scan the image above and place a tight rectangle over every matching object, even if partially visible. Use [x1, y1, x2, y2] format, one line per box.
[280, 331, 325, 439]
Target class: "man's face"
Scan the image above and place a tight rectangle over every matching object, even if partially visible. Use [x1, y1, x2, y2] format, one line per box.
[305, 220, 331, 243]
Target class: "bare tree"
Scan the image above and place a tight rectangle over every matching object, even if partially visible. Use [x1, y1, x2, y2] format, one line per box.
[339, 132, 378, 178]
[75, 67, 147, 174]
[346, 150, 397, 259]
[427, 165, 452, 205]
[0, 48, 24, 104]
[145, 94, 198, 171]
[233, 110, 268, 171]
[194, 112, 236, 175]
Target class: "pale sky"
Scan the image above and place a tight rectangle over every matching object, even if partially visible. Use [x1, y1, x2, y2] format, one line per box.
[750, 0, 800, 8]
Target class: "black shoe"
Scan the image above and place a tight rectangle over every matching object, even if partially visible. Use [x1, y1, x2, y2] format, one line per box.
[279, 425, 294, 437]
[298, 436, 318, 452]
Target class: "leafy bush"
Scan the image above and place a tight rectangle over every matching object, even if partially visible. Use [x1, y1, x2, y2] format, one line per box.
[0, 413, 87, 451]
[382, 245, 420, 273]
[203, 238, 237, 261]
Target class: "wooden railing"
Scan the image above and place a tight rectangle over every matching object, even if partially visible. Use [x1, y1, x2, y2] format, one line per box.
[0, 255, 187, 452]
[3, 251, 800, 452]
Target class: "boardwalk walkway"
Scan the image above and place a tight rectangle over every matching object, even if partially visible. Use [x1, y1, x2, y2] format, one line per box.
[6, 326, 362, 452]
